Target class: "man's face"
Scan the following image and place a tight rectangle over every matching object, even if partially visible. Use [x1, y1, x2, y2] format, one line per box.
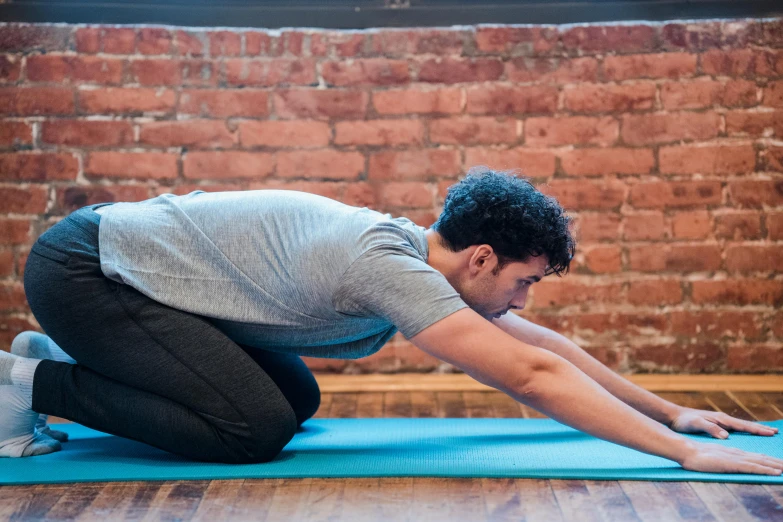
[459, 252, 549, 321]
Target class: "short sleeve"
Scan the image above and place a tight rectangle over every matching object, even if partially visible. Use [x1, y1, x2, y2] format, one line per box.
[332, 247, 470, 340]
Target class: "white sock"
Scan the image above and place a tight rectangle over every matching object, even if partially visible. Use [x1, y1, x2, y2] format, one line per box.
[0, 354, 61, 457]
[10, 332, 74, 443]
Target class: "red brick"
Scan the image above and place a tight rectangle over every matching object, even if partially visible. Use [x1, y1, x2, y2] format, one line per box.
[771, 313, 783, 338]
[173, 30, 207, 57]
[238, 120, 329, 148]
[207, 31, 241, 56]
[659, 144, 756, 175]
[526, 116, 618, 147]
[463, 147, 555, 178]
[0, 153, 77, 181]
[369, 149, 461, 181]
[41, 120, 134, 147]
[375, 182, 432, 208]
[0, 248, 13, 277]
[661, 80, 757, 109]
[560, 147, 653, 177]
[701, 49, 774, 77]
[57, 185, 151, 213]
[661, 22, 721, 50]
[277, 150, 363, 180]
[563, 24, 656, 54]
[671, 211, 711, 239]
[0, 219, 32, 245]
[622, 112, 720, 145]
[0, 121, 32, 147]
[321, 59, 410, 86]
[429, 117, 516, 145]
[727, 344, 783, 372]
[79, 87, 175, 115]
[572, 313, 666, 337]
[691, 279, 783, 306]
[274, 89, 368, 120]
[0, 186, 47, 214]
[767, 212, 783, 240]
[177, 60, 218, 87]
[582, 245, 621, 274]
[729, 179, 783, 208]
[630, 181, 722, 209]
[0, 281, 28, 311]
[628, 244, 722, 272]
[725, 110, 783, 138]
[137, 28, 172, 55]
[373, 87, 462, 115]
[474, 27, 557, 54]
[0, 55, 21, 82]
[74, 27, 100, 53]
[183, 151, 274, 180]
[418, 58, 503, 84]
[129, 59, 182, 86]
[466, 85, 558, 115]
[242, 32, 277, 57]
[724, 80, 761, 107]
[340, 182, 377, 208]
[575, 213, 620, 241]
[27, 55, 124, 85]
[670, 311, 761, 339]
[309, 32, 365, 58]
[726, 245, 783, 272]
[765, 144, 783, 171]
[370, 29, 465, 56]
[623, 213, 665, 241]
[0, 87, 74, 115]
[102, 28, 136, 54]
[139, 121, 236, 148]
[628, 279, 683, 305]
[225, 59, 317, 86]
[631, 343, 723, 372]
[505, 57, 597, 84]
[604, 53, 698, 82]
[563, 83, 655, 113]
[714, 211, 761, 240]
[334, 119, 423, 147]
[530, 280, 624, 309]
[540, 180, 626, 210]
[85, 152, 178, 180]
[179, 89, 269, 118]
[281, 31, 305, 56]
[764, 81, 783, 107]
[761, 19, 783, 47]
[0, 25, 70, 52]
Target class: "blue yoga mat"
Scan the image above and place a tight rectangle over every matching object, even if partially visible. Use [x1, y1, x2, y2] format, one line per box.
[2, 419, 782, 485]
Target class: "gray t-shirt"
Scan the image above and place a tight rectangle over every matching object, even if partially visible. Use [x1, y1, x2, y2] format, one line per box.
[96, 190, 469, 359]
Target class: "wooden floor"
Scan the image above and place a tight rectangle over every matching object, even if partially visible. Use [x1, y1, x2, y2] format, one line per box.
[2, 389, 783, 521]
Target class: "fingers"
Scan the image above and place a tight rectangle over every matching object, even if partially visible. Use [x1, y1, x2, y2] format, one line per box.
[717, 414, 779, 436]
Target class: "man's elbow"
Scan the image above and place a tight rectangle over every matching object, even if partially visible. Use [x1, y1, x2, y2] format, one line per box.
[512, 351, 568, 397]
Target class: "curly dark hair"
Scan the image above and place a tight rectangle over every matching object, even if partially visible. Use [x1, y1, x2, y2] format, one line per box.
[431, 166, 575, 277]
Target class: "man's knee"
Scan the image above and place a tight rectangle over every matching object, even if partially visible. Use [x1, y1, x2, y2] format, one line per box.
[293, 376, 321, 427]
[249, 402, 298, 462]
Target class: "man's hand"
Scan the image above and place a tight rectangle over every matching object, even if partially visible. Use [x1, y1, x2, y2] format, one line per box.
[667, 406, 779, 439]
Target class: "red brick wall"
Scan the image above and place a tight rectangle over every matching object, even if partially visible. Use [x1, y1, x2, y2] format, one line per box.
[1, 20, 781, 374]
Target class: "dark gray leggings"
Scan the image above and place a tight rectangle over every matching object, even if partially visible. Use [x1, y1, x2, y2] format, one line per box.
[23, 204, 320, 464]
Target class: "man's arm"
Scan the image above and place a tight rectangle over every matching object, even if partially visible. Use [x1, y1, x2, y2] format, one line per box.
[491, 312, 683, 426]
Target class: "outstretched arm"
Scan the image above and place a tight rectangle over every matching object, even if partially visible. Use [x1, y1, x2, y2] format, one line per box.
[490, 312, 682, 426]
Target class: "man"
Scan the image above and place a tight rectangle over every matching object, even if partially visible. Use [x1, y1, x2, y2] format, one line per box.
[1, 167, 781, 475]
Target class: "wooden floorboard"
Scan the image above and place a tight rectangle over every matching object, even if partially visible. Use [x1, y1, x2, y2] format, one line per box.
[2, 388, 782, 521]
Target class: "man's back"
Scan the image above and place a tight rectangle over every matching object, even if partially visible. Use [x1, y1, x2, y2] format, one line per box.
[96, 190, 469, 358]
